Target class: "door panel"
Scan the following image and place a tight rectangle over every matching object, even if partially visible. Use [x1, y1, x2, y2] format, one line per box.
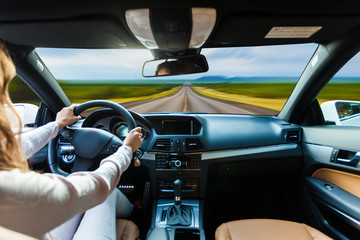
[311, 168, 360, 198]
[303, 126, 360, 152]
[302, 126, 360, 239]
[305, 177, 360, 229]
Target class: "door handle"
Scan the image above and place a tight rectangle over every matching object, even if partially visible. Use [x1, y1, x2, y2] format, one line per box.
[335, 152, 360, 167]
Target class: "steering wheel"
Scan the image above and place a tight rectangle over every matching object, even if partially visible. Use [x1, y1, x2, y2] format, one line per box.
[48, 100, 137, 176]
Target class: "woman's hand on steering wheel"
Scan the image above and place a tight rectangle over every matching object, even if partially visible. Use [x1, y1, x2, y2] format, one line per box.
[55, 105, 82, 129]
[123, 127, 143, 152]
[48, 100, 139, 176]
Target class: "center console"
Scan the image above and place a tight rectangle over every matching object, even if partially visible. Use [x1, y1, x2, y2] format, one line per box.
[144, 117, 206, 240]
[147, 199, 205, 240]
[144, 151, 205, 240]
[147, 177, 205, 240]
[155, 153, 201, 198]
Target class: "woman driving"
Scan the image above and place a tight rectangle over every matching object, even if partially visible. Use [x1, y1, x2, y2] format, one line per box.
[0, 41, 142, 239]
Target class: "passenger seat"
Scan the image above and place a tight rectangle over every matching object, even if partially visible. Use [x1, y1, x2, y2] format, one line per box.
[215, 219, 332, 240]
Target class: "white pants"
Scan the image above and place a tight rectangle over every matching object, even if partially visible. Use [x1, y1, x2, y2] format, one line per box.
[50, 188, 132, 240]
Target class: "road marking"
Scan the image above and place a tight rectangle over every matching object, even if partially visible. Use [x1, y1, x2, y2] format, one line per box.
[127, 85, 268, 114]
[183, 87, 188, 112]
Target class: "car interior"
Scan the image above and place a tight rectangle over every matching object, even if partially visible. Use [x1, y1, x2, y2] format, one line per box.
[1, 0, 360, 239]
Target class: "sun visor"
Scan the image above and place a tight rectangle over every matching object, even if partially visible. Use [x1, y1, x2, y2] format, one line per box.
[265, 26, 322, 38]
[207, 15, 360, 47]
[0, 18, 143, 49]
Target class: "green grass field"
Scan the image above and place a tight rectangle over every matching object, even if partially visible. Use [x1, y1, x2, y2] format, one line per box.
[9, 76, 181, 105]
[318, 83, 360, 101]
[193, 83, 297, 99]
[9, 76, 42, 105]
[60, 82, 177, 102]
[8, 75, 360, 108]
[194, 82, 360, 101]
[192, 82, 360, 111]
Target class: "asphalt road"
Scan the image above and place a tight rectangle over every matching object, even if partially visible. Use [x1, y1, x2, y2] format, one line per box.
[122, 85, 277, 115]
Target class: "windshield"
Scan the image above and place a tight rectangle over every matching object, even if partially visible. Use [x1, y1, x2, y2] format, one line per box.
[35, 44, 317, 115]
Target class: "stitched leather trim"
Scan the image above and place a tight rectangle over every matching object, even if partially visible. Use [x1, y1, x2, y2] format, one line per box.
[312, 168, 360, 198]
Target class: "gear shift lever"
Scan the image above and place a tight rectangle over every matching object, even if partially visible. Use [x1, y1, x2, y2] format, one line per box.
[167, 179, 192, 226]
[174, 179, 181, 206]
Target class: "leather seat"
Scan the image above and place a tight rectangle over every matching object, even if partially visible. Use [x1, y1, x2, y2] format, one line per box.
[116, 219, 140, 240]
[215, 219, 332, 240]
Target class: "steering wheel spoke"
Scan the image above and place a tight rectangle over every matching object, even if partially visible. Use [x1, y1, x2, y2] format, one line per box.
[98, 135, 123, 156]
[71, 156, 96, 173]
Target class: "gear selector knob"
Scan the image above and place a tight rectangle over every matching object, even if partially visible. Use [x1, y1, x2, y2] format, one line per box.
[174, 179, 182, 206]
[167, 178, 191, 226]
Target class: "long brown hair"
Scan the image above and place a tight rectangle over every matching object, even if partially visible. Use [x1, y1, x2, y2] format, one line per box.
[0, 41, 29, 172]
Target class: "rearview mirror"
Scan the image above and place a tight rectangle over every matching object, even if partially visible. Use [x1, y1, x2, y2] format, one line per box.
[142, 55, 209, 77]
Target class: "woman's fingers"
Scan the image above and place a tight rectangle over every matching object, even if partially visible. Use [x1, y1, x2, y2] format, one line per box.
[55, 105, 81, 129]
[123, 127, 143, 152]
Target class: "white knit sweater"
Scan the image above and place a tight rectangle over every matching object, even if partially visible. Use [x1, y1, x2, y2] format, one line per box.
[0, 122, 132, 239]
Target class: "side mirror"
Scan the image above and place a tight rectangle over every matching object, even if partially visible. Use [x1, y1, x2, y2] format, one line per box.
[142, 54, 209, 77]
[321, 100, 360, 125]
[13, 103, 38, 128]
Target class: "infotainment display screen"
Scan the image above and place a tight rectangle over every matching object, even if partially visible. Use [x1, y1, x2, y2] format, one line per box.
[162, 120, 193, 135]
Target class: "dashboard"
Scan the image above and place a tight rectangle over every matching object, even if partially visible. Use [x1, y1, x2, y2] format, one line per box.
[57, 109, 303, 199]
[79, 109, 301, 153]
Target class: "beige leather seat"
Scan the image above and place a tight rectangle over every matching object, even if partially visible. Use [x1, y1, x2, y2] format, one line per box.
[0, 219, 139, 240]
[215, 219, 332, 240]
[116, 219, 140, 240]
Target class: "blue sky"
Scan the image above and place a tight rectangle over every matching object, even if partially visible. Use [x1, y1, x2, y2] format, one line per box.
[36, 43, 360, 81]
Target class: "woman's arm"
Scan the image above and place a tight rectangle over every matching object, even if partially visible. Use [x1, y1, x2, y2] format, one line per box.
[21, 105, 81, 159]
[0, 127, 142, 239]
[0, 146, 130, 238]
[21, 122, 59, 159]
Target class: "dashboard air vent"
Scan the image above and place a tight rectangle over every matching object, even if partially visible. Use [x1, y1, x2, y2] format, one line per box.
[152, 139, 171, 151]
[185, 138, 204, 151]
[286, 130, 300, 142]
[59, 135, 70, 144]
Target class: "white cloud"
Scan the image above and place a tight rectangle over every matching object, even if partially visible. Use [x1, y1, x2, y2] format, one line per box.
[202, 44, 317, 76]
[36, 48, 153, 79]
[38, 49, 153, 68]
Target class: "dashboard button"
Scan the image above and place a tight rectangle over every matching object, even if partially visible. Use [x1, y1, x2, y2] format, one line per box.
[111, 144, 119, 152]
[174, 160, 182, 167]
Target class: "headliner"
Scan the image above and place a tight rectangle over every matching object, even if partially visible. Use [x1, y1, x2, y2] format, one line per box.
[0, 0, 360, 49]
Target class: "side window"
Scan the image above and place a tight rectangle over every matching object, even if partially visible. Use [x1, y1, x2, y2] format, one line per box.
[319, 52, 360, 126]
[8, 76, 41, 128]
